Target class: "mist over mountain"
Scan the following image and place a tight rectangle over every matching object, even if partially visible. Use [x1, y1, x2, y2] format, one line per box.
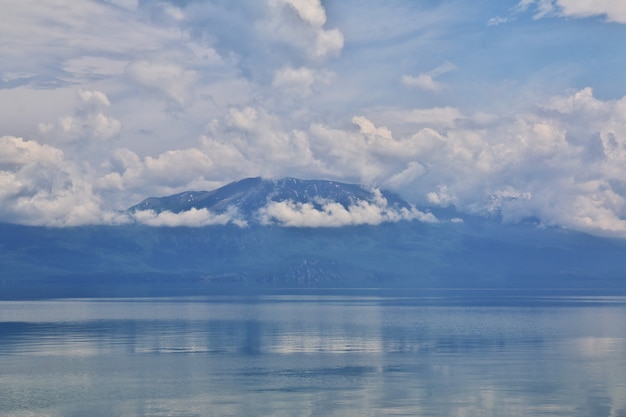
[1, 177, 625, 299]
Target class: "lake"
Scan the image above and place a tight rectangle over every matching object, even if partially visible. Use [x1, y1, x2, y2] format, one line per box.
[1, 290, 625, 416]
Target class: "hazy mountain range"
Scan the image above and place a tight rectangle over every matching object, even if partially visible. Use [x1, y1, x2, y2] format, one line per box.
[1, 177, 625, 298]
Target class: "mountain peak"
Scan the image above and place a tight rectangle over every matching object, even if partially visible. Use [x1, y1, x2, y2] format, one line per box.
[128, 177, 435, 227]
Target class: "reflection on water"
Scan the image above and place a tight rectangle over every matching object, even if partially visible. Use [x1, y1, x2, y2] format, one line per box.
[1, 293, 626, 417]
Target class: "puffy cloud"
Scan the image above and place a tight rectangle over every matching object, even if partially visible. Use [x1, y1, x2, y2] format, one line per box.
[0, 136, 123, 226]
[426, 185, 457, 207]
[313, 28, 344, 59]
[143, 149, 214, 186]
[220, 106, 321, 176]
[40, 90, 122, 143]
[0, 135, 64, 167]
[280, 0, 327, 27]
[98, 147, 223, 201]
[2, 1, 626, 239]
[352, 116, 393, 140]
[266, 0, 344, 59]
[132, 207, 245, 227]
[309, 122, 383, 183]
[258, 190, 437, 227]
[401, 88, 626, 236]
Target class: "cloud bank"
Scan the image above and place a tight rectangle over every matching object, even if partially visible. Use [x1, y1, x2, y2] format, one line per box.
[258, 190, 438, 227]
[131, 207, 245, 228]
[1, 1, 626, 236]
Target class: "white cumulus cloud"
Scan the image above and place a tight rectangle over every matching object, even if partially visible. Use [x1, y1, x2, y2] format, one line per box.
[132, 207, 245, 227]
[258, 190, 437, 227]
[2, 1, 626, 238]
[266, 0, 344, 59]
[0, 136, 123, 226]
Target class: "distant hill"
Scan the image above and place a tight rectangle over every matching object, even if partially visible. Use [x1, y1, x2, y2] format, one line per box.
[1, 177, 625, 298]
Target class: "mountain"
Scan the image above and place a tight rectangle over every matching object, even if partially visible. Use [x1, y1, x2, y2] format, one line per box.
[1, 177, 625, 299]
[128, 177, 416, 224]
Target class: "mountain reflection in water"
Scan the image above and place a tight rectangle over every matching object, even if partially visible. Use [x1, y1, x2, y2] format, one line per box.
[1, 292, 625, 417]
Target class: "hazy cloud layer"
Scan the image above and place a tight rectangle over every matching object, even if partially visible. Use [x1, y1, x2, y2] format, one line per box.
[2, 1, 626, 236]
[508, 0, 626, 23]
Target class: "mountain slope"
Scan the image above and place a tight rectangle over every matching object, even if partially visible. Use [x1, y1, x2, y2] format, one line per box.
[129, 177, 413, 218]
[1, 177, 625, 298]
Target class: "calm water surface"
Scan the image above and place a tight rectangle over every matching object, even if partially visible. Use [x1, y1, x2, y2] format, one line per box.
[1, 291, 625, 417]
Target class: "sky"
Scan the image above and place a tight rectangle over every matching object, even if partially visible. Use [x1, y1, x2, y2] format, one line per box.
[1, 0, 626, 235]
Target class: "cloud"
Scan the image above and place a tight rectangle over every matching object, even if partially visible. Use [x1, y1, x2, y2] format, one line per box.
[402, 62, 457, 92]
[131, 207, 245, 227]
[5, 84, 626, 237]
[514, 0, 626, 23]
[272, 66, 333, 98]
[426, 185, 456, 207]
[104, 0, 138, 11]
[0, 136, 124, 226]
[0, 1, 184, 88]
[143, 149, 214, 187]
[62, 56, 127, 81]
[402, 73, 442, 92]
[352, 116, 393, 140]
[126, 60, 198, 110]
[258, 189, 438, 227]
[385, 162, 426, 189]
[0, 135, 64, 167]
[265, 0, 344, 59]
[556, 0, 626, 23]
[2, 1, 626, 238]
[487, 16, 512, 26]
[401, 88, 626, 236]
[39, 90, 122, 143]
[279, 0, 327, 27]
[273, 66, 316, 97]
[515, 0, 556, 18]
[219, 106, 321, 176]
[97, 147, 226, 203]
[381, 107, 464, 128]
